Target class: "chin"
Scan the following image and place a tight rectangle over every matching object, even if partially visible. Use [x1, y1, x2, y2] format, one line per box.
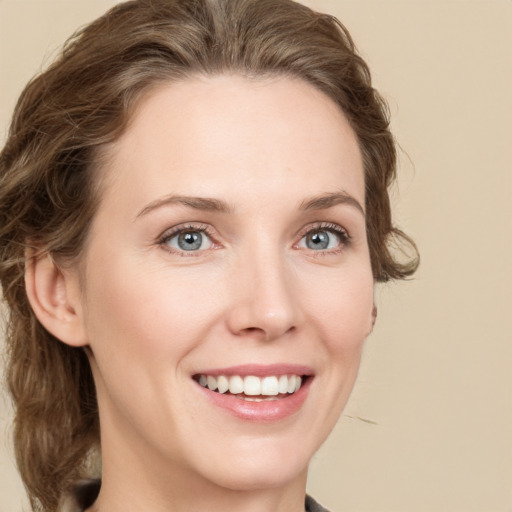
[203, 459, 308, 493]
[187, 433, 315, 492]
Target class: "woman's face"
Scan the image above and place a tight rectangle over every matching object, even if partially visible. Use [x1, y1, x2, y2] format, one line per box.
[75, 75, 374, 491]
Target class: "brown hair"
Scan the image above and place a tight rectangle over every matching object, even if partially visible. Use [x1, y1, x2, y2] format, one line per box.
[0, 0, 418, 509]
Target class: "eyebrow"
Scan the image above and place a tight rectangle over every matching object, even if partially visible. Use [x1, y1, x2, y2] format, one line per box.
[300, 191, 365, 216]
[136, 195, 232, 219]
[136, 190, 364, 219]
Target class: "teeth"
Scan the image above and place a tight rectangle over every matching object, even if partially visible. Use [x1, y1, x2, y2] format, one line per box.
[261, 376, 279, 396]
[217, 375, 229, 394]
[278, 375, 288, 394]
[197, 374, 304, 397]
[244, 376, 261, 396]
[287, 375, 296, 393]
[229, 375, 244, 394]
[207, 375, 217, 391]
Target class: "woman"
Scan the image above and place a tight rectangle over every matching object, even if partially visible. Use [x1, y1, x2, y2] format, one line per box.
[0, 0, 418, 511]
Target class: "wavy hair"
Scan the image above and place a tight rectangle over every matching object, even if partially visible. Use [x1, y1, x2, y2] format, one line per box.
[0, 0, 418, 509]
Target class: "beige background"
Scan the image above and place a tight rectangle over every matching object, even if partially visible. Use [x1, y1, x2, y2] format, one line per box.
[1, 1, 510, 511]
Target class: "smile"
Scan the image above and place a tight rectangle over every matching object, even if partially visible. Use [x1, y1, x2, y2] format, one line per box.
[196, 374, 303, 401]
[193, 366, 313, 422]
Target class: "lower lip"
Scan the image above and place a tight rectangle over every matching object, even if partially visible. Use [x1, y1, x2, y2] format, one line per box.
[196, 378, 312, 422]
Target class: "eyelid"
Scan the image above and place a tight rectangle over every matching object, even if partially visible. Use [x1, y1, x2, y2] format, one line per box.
[157, 222, 220, 255]
[293, 222, 351, 252]
[156, 221, 350, 256]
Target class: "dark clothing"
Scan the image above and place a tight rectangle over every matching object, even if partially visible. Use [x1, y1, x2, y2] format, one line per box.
[305, 493, 331, 512]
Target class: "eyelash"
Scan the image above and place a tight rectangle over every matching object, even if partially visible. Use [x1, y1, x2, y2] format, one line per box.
[158, 223, 218, 256]
[157, 222, 351, 256]
[295, 222, 351, 255]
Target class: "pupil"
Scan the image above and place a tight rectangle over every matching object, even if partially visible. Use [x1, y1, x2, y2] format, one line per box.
[178, 232, 202, 251]
[307, 231, 329, 250]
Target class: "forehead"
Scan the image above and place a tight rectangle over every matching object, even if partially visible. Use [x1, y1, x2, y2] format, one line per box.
[98, 74, 364, 210]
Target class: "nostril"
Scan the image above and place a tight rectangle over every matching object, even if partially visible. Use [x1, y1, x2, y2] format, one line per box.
[236, 326, 266, 338]
[237, 325, 295, 342]
[243, 327, 263, 333]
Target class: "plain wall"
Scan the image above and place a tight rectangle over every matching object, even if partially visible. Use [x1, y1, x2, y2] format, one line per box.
[1, 1, 510, 511]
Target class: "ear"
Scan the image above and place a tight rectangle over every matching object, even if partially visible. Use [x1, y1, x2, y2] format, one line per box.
[25, 252, 88, 347]
[366, 284, 378, 337]
[365, 304, 378, 338]
[371, 304, 378, 329]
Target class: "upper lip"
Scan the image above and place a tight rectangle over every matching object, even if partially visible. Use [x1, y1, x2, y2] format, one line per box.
[193, 363, 314, 377]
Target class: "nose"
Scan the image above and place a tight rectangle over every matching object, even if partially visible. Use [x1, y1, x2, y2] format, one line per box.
[225, 247, 300, 342]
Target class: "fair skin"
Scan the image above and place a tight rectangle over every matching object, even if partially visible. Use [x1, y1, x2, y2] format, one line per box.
[27, 75, 375, 512]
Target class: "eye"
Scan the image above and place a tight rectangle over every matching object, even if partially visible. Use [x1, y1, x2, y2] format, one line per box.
[297, 224, 350, 252]
[160, 225, 215, 253]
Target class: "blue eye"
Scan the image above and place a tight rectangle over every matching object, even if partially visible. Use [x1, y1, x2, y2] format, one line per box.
[299, 226, 348, 251]
[164, 229, 214, 252]
[305, 231, 332, 250]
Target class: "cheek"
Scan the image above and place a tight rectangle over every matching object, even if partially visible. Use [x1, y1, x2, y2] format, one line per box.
[301, 264, 374, 353]
[82, 259, 222, 364]
[80, 261, 223, 436]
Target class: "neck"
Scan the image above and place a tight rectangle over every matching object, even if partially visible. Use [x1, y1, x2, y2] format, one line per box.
[90, 462, 308, 512]
[89, 430, 308, 512]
